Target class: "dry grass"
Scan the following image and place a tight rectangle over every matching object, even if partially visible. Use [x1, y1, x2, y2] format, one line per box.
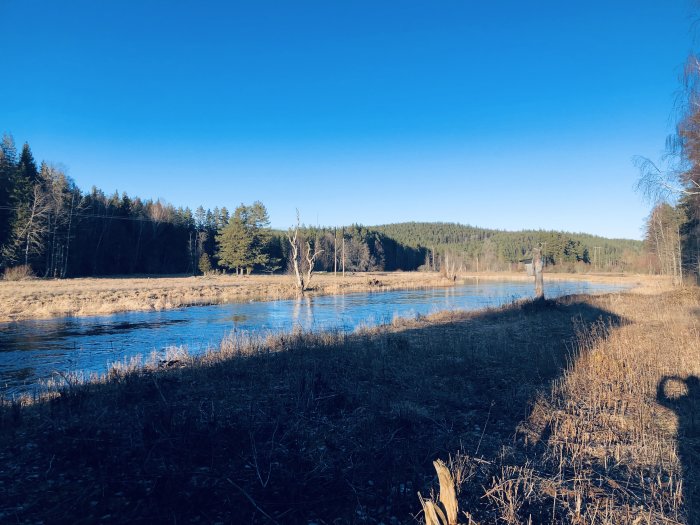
[421, 288, 699, 524]
[460, 271, 669, 293]
[2, 264, 36, 281]
[0, 271, 454, 322]
[1, 284, 697, 524]
[0, 271, 654, 323]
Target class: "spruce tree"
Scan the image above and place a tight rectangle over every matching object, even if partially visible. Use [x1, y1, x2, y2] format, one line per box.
[216, 208, 252, 274]
[0, 134, 18, 261]
[215, 202, 273, 274]
[198, 252, 212, 274]
[248, 201, 272, 269]
[16, 143, 39, 185]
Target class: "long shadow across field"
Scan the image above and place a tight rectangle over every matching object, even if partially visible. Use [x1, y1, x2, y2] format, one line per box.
[0, 296, 623, 524]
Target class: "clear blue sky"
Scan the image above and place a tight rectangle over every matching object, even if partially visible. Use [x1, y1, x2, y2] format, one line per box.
[1, 1, 695, 239]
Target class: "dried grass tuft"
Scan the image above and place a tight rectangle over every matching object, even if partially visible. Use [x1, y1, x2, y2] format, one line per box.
[2, 264, 35, 281]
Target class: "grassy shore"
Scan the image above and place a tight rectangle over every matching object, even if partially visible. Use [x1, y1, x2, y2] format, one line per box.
[0, 272, 453, 323]
[1, 284, 697, 523]
[0, 271, 655, 323]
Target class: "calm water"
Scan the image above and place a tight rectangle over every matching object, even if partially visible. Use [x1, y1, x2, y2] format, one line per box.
[0, 280, 630, 396]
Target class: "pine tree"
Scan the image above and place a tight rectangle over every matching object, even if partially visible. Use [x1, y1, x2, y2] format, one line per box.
[198, 252, 212, 274]
[216, 208, 252, 274]
[194, 206, 207, 230]
[248, 201, 272, 269]
[215, 202, 273, 274]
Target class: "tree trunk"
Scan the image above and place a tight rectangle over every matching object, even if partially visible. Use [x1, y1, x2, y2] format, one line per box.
[533, 247, 544, 299]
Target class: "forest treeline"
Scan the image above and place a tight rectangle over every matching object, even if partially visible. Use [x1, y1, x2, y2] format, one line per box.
[0, 133, 650, 279]
[0, 134, 424, 277]
[375, 222, 647, 273]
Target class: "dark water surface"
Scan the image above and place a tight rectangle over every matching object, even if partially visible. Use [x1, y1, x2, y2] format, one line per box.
[0, 280, 630, 396]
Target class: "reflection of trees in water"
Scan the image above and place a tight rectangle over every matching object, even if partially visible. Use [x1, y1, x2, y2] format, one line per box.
[657, 376, 700, 524]
[443, 286, 455, 305]
[291, 296, 312, 329]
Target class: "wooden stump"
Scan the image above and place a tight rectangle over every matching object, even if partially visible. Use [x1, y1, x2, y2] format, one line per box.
[533, 247, 544, 299]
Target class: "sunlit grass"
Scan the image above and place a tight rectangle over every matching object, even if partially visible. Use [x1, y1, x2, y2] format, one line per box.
[1, 283, 696, 524]
[0, 270, 657, 323]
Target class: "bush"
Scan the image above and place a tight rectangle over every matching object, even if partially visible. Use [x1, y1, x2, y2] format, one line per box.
[3, 265, 36, 281]
[198, 253, 213, 275]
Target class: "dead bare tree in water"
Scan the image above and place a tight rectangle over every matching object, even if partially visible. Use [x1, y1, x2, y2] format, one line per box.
[287, 210, 323, 295]
[441, 250, 459, 281]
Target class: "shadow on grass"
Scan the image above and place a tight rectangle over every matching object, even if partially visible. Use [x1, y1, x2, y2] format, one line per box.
[658, 376, 700, 525]
[0, 296, 624, 524]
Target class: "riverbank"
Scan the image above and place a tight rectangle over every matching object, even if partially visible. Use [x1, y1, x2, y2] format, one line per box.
[1, 286, 697, 523]
[462, 271, 667, 293]
[0, 271, 451, 323]
[0, 271, 659, 323]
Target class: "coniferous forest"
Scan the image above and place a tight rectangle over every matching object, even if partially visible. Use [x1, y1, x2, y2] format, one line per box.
[0, 133, 652, 278]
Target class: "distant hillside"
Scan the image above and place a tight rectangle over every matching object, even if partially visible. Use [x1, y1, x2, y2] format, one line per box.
[373, 222, 646, 272]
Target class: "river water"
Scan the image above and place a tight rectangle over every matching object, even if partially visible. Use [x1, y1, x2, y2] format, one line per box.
[0, 279, 630, 396]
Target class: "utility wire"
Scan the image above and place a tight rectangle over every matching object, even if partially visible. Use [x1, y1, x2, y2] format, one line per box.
[0, 205, 203, 224]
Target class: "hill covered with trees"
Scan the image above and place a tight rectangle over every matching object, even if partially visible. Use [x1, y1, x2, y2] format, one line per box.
[374, 222, 646, 273]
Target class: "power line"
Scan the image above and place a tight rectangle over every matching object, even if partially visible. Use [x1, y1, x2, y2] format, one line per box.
[0, 205, 196, 224]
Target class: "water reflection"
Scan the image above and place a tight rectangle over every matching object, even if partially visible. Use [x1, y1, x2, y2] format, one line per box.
[0, 280, 631, 396]
[291, 296, 313, 329]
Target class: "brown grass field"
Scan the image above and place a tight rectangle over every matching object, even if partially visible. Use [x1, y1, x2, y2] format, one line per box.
[0, 271, 658, 323]
[1, 280, 697, 524]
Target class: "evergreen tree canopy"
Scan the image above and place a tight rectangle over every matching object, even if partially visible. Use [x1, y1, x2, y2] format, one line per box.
[215, 201, 272, 274]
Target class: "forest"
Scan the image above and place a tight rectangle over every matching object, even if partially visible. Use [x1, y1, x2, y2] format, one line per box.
[0, 134, 424, 278]
[0, 133, 662, 279]
[374, 222, 647, 273]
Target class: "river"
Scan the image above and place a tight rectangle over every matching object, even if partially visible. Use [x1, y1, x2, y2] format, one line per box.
[0, 279, 630, 396]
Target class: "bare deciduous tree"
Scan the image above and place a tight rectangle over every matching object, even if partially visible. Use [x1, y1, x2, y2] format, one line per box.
[635, 56, 700, 282]
[646, 203, 685, 284]
[3, 183, 51, 267]
[42, 164, 83, 278]
[287, 211, 323, 295]
[634, 156, 700, 203]
[441, 250, 461, 281]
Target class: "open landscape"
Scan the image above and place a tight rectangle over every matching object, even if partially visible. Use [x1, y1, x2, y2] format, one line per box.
[1, 283, 698, 523]
[0, 272, 453, 323]
[3, 2, 700, 524]
[0, 271, 656, 323]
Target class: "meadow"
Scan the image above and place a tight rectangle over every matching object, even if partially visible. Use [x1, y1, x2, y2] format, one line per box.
[0, 271, 649, 323]
[1, 280, 697, 524]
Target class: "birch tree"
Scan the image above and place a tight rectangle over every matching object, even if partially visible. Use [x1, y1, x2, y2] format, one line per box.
[645, 203, 685, 284]
[3, 183, 50, 267]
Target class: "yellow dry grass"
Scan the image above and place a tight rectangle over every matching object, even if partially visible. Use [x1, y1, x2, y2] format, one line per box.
[0, 270, 658, 323]
[421, 286, 699, 524]
[1, 283, 696, 523]
[0, 271, 451, 322]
